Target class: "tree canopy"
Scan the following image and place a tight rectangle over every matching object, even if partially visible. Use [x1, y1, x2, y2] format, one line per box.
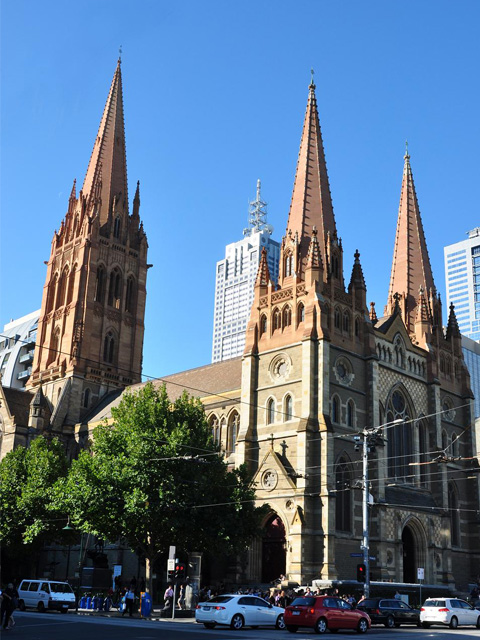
[56, 382, 265, 590]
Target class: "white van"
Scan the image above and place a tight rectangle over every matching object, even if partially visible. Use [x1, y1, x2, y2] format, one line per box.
[18, 579, 76, 612]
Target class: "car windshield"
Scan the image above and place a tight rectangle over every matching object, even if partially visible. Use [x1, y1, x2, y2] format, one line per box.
[206, 596, 232, 603]
[291, 597, 316, 607]
[423, 600, 445, 607]
[50, 583, 73, 593]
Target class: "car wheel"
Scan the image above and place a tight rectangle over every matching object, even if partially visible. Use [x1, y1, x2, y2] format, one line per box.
[421, 622, 430, 628]
[204, 623, 216, 629]
[385, 615, 395, 629]
[276, 614, 286, 630]
[230, 613, 244, 630]
[286, 625, 298, 633]
[315, 617, 328, 634]
[18, 600, 26, 612]
[357, 618, 368, 634]
[449, 616, 458, 629]
[476, 616, 480, 629]
[37, 601, 45, 612]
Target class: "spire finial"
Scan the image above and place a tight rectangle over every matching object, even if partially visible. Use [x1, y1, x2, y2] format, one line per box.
[404, 139, 410, 160]
[310, 67, 315, 89]
[118, 45, 122, 63]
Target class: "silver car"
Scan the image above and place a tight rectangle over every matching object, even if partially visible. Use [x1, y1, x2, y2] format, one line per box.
[420, 597, 480, 629]
[195, 593, 285, 630]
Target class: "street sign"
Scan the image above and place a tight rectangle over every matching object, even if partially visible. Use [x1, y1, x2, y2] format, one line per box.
[417, 567, 425, 580]
[350, 553, 363, 557]
[169, 545, 176, 559]
[369, 556, 376, 561]
[167, 559, 175, 571]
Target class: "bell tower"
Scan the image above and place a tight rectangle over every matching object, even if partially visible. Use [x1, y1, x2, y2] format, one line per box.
[27, 58, 148, 427]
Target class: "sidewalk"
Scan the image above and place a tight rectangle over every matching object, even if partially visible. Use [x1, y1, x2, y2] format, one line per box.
[76, 607, 197, 623]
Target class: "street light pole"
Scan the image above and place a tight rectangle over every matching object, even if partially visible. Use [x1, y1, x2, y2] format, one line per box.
[360, 419, 403, 598]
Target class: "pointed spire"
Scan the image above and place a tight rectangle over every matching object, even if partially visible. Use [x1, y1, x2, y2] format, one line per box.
[385, 149, 436, 333]
[415, 286, 431, 324]
[69, 178, 77, 201]
[255, 247, 272, 287]
[369, 301, 377, 324]
[285, 76, 337, 276]
[82, 59, 129, 225]
[132, 180, 140, 220]
[348, 249, 366, 291]
[446, 302, 461, 340]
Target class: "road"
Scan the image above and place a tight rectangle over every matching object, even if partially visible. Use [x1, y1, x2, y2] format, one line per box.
[8, 612, 480, 640]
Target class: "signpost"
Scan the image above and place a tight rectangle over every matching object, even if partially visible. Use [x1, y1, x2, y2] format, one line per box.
[417, 567, 424, 606]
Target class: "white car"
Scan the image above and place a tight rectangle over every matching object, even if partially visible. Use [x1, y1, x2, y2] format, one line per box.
[195, 593, 285, 630]
[420, 597, 480, 629]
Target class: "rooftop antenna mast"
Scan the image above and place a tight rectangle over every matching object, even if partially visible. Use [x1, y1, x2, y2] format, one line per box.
[244, 179, 273, 236]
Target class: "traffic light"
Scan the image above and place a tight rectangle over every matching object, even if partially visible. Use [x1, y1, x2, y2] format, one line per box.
[174, 562, 186, 581]
[167, 568, 175, 582]
[357, 563, 366, 583]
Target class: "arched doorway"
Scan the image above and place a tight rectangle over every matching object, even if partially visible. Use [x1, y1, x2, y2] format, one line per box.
[262, 514, 286, 583]
[402, 525, 416, 583]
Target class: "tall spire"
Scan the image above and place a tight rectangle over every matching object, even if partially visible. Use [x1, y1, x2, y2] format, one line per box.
[385, 149, 436, 333]
[285, 75, 337, 275]
[82, 59, 129, 225]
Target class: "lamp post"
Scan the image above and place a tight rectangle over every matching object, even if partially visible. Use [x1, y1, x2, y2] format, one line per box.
[359, 419, 403, 598]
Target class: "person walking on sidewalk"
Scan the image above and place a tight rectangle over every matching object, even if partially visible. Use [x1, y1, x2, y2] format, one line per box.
[122, 587, 135, 617]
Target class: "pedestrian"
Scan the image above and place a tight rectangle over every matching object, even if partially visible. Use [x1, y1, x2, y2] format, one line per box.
[122, 587, 135, 617]
[1, 583, 17, 630]
[163, 583, 174, 611]
[177, 584, 185, 610]
[394, 590, 401, 600]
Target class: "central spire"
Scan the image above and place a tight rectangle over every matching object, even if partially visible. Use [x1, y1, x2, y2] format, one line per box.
[285, 75, 337, 276]
[82, 59, 129, 225]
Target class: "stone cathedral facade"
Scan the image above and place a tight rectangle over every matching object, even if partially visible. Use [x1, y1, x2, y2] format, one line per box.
[1, 65, 479, 591]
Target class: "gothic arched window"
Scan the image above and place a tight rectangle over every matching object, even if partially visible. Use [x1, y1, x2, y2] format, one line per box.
[125, 276, 136, 313]
[283, 306, 292, 327]
[285, 253, 293, 277]
[260, 315, 267, 336]
[343, 311, 350, 334]
[103, 331, 115, 363]
[346, 400, 354, 427]
[332, 395, 340, 424]
[273, 309, 281, 331]
[83, 388, 91, 408]
[335, 457, 351, 532]
[57, 266, 69, 307]
[47, 274, 58, 313]
[386, 388, 413, 481]
[50, 327, 61, 364]
[267, 398, 275, 425]
[228, 412, 240, 455]
[334, 308, 341, 329]
[108, 268, 122, 309]
[95, 265, 106, 303]
[284, 395, 293, 421]
[66, 264, 76, 306]
[113, 216, 121, 239]
[297, 302, 305, 325]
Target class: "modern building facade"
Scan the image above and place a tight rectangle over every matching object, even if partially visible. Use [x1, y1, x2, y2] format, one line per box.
[0, 311, 40, 389]
[444, 228, 480, 341]
[462, 335, 480, 419]
[212, 181, 280, 362]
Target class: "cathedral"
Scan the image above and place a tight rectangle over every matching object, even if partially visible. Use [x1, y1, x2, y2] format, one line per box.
[1, 60, 479, 592]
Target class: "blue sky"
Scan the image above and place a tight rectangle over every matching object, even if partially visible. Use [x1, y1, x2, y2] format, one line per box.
[1, 0, 479, 381]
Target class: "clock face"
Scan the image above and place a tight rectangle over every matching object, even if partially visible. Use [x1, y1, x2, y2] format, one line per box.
[262, 469, 278, 491]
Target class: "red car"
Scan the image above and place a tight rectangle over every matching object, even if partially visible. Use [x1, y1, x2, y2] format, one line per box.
[284, 595, 371, 634]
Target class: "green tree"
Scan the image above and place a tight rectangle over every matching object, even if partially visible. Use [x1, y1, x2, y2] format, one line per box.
[0, 435, 70, 551]
[56, 383, 264, 595]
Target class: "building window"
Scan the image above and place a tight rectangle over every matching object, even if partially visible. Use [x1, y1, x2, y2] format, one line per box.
[95, 266, 106, 303]
[285, 253, 293, 277]
[83, 388, 91, 408]
[343, 311, 350, 333]
[334, 308, 341, 329]
[386, 388, 413, 481]
[267, 398, 275, 425]
[50, 327, 61, 364]
[47, 274, 58, 313]
[354, 317, 360, 337]
[273, 309, 281, 331]
[228, 412, 240, 455]
[260, 315, 267, 336]
[57, 266, 69, 307]
[125, 276, 135, 313]
[298, 303, 305, 325]
[103, 331, 115, 363]
[284, 395, 293, 421]
[346, 400, 354, 427]
[108, 268, 122, 309]
[283, 306, 292, 327]
[335, 458, 351, 532]
[331, 395, 340, 423]
[66, 265, 76, 306]
[113, 216, 121, 239]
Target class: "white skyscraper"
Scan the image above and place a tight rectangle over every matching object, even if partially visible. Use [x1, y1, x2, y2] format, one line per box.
[212, 181, 280, 362]
[444, 227, 480, 341]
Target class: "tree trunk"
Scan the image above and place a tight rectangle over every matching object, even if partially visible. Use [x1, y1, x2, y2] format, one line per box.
[145, 555, 153, 596]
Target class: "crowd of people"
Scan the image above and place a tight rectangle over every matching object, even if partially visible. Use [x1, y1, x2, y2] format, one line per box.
[0, 582, 19, 631]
